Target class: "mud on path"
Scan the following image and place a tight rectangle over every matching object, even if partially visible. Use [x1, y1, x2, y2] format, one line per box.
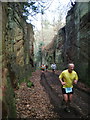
[41, 71, 90, 119]
[15, 70, 90, 119]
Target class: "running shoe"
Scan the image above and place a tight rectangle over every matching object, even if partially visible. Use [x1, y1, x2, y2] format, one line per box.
[64, 107, 70, 112]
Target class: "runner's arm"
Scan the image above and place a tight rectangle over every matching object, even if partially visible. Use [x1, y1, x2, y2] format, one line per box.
[59, 73, 66, 85]
[73, 80, 78, 84]
[73, 72, 78, 84]
[59, 78, 66, 85]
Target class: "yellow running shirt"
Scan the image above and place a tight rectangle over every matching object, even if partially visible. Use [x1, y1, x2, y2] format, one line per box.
[59, 69, 78, 88]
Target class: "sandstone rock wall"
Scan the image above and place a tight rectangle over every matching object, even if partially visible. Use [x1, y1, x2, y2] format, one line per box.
[42, 2, 90, 85]
[1, 2, 35, 118]
[2, 3, 34, 87]
[42, 27, 65, 70]
[0, 2, 2, 119]
[63, 2, 89, 84]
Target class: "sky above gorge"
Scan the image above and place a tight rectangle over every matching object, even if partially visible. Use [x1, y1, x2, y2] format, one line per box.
[27, 0, 76, 30]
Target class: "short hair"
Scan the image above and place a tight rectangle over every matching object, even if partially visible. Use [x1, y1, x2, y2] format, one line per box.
[68, 63, 74, 67]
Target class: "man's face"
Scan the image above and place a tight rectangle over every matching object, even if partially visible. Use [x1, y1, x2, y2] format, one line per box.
[68, 64, 74, 73]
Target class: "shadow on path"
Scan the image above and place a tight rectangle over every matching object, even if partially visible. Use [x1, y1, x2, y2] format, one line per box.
[40, 72, 87, 119]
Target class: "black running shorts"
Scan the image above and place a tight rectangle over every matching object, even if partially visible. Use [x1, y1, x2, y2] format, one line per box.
[62, 88, 74, 94]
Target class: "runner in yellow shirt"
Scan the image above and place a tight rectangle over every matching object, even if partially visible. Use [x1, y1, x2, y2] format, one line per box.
[59, 63, 78, 112]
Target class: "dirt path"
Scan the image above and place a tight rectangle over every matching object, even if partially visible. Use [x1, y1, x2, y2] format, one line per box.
[15, 70, 59, 119]
[41, 71, 90, 118]
[15, 70, 90, 119]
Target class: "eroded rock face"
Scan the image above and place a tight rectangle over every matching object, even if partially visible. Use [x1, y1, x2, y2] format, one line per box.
[2, 2, 34, 86]
[42, 2, 89, 85]
[63, 2, 89, 84]
[1, 2, 35, 118]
